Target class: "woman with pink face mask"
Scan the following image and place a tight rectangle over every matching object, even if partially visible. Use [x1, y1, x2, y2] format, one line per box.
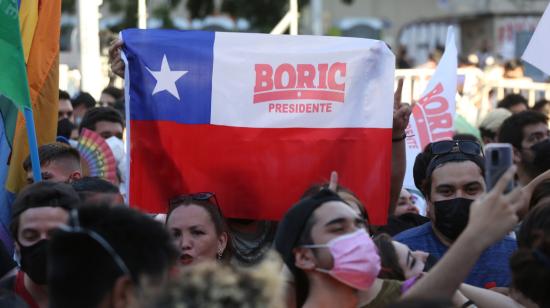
[165, 193, 232, 266]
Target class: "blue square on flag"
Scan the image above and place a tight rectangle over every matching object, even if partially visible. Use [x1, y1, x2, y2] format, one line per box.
[123, 29, 214, 124]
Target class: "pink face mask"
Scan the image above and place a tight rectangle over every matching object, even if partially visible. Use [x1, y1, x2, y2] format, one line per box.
[303, 229, 381, 290]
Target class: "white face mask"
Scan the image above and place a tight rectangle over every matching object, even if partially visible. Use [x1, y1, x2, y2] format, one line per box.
[105, 136, 128, 185]
[105, 136, 125, 163]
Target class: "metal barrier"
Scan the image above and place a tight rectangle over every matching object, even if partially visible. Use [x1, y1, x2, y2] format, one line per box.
[396, 68, 550, 125]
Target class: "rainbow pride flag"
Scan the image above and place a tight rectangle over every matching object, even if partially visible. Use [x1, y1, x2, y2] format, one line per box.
[0, 0, 34, 250]
[6, 0, 61, 193]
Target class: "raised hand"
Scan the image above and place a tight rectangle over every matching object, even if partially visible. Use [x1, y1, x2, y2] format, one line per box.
[466, 165, 525, 248]
[328, 171, 338, 192]
[108, 39, 125, 78]
[392, 79, 412, 139]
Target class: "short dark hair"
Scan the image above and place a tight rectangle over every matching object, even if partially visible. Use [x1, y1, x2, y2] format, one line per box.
[10, 182, 80, 240]
[79, 107, 124, 134]
[101, 86, 124, 101]
[498, 110, 549, 149]
[373, 233, 406, 280]
[479, 127, 495, 141]
[71, 176, 119, 194]
[49, 205, 178, 308]
[497, 94, 528, 111]
[533, 99, 549, 114]
[504, 59, 523, 72]
[71, 176, 120, 201]
[22, 142, 81, 172]
[71, 92, 96, 109]
[302, 183, 370, 224]
[58, 90, 70, 101]
[510, 203, 550, 308]
[57, 118, 75, 139]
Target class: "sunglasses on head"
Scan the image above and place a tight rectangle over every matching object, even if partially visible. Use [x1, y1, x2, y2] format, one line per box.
[59, 209, 131, 277]
[429, 140, 483, 157]
[168, 192, 221, 214]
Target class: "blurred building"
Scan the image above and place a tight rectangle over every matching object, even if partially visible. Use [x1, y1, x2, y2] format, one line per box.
[59, 0, 550, 96]
[301, 0, 549, 66]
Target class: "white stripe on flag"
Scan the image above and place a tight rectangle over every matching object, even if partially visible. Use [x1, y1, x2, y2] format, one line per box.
[210, 32, 394, 129]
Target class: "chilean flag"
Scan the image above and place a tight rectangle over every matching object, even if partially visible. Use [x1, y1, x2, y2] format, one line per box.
[122, 29, 394, 224]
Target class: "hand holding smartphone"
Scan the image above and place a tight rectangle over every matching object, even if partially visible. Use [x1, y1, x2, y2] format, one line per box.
[484, 143, 514, 193]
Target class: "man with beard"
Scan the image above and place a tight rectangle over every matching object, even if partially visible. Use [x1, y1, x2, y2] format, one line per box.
[7, 182, 80, 308]
[394, 140, 517, 288]
[498, 110, 550, 187]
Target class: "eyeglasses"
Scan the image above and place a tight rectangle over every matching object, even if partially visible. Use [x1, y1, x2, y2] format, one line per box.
[58, 209, 131, 277]
[168, 192, 221, 214]
[429, 140, 483, 157]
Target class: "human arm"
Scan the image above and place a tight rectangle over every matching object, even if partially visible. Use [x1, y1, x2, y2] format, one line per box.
[402, 166, 525, 299]
[389, 80, 411, 216]
[109, 39, 125, 78]
[459, 283, 521, 308]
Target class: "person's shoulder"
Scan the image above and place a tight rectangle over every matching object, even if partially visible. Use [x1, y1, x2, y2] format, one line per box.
[393, 222, 433, 241]
[381, 279, 403, 291]
[488, 235, 517, 251]
[360, 279, 402, 308]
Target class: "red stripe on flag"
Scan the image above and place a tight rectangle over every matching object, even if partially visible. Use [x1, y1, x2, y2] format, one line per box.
[129, 121, 392, 224]
[253, 89, 345, 104]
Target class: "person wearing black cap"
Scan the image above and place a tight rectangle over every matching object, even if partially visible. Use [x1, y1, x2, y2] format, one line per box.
[394, 140, 517, 289]
[275, 189, 383, 308]
[8, 182, 80, 308]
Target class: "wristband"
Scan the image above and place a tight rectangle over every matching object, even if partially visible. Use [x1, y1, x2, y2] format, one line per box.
[392, 133, 407, 142]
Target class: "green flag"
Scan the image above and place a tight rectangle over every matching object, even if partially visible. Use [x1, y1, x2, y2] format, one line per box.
[0, 0, 32, 146]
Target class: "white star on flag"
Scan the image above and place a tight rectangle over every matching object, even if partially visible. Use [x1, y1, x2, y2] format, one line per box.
[146, 54, 188, 100]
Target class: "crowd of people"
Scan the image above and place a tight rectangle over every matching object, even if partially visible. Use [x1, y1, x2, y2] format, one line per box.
[0, 38, 549, 308]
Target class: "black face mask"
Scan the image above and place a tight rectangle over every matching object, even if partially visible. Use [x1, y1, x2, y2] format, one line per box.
[19, 239, 48, 285]
[531, 139, 550, 175]
[433, 198, 474, 241]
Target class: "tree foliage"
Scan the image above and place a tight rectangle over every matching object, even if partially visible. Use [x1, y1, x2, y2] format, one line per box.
[61, 0, 353, 33]
[187, 0, 353, 32]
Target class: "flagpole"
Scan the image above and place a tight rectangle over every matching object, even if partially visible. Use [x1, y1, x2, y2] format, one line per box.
[22, 107, 41, 182]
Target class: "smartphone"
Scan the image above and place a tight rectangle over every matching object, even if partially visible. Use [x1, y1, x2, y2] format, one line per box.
[484, 143, 514, 193]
